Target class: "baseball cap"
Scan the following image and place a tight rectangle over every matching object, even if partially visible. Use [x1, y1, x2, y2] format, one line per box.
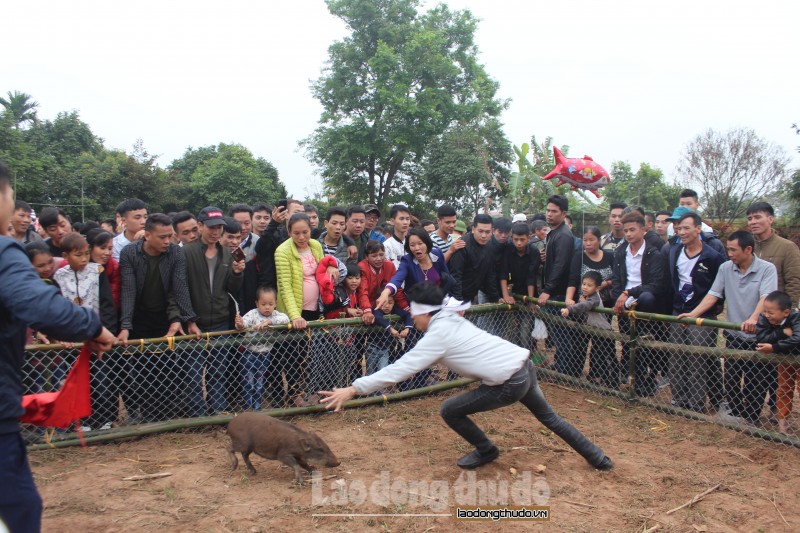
[666, 206, 693, 222]
[365, 204, 381, 217]
[198, 206, 226, 226]
[454, 220, 467, 233]
[512, 213, 527, 223]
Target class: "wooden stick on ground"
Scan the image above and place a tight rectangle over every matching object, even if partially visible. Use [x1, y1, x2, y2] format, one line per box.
[665, 484, 721, 515]
[122, 472, 173, 481]
[555, 499, 597, 509]
[643, 524, 661, 533]
[768, 493, 790, 528]
[724, 449, 755, 463]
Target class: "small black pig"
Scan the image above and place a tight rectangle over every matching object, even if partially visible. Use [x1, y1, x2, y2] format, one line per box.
[226, 412, 340, 484]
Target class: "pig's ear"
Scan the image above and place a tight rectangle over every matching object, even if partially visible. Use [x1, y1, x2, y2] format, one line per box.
[300, 438, 312, 452]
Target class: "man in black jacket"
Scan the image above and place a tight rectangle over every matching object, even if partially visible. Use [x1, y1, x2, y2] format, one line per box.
[611, 212, 666, 395]
[537, 195, 574, 374]
[665, 212, 726, 412]
[448, 214, 501, 304]
[118, 213, 200, 421]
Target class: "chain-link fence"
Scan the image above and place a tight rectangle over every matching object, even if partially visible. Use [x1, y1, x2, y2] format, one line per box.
[21, 301, 800, 449]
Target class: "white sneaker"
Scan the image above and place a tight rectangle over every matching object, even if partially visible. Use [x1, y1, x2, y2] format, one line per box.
[79, 425, 92, 432]
[99, 422, 112, 430]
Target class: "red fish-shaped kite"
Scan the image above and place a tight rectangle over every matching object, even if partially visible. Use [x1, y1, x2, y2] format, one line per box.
[542, 147, 610, 198]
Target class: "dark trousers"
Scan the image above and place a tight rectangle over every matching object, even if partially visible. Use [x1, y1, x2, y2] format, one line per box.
[0, 432, 42, 533]
[545, 296, 574, 376]
[586, 334, 620, 388]
[618, 291, 659, 395]
[725, 335, 777, 424]
[439, 360, 607, 467]
[266, 310, 317, 406]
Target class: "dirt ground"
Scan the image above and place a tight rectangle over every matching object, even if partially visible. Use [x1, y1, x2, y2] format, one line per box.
[31, 383, 800, 532]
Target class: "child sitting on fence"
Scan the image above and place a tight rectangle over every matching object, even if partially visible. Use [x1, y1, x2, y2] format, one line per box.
[234, 285, 290, 410]
[755, 290, 800, 434]
[52, 232, 118, 430]
[366, 293, 413, 376]
[560, 271, 618, 388]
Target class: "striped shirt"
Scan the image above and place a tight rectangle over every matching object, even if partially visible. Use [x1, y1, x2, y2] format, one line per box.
[430, 231, 454, 254]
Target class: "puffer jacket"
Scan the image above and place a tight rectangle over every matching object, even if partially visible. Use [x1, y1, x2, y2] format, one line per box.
[756, 311, 800, 354]
[274, 238, 324, 320]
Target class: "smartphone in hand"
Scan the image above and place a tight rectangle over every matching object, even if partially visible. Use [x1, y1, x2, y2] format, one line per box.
[232, 247, 246, 262]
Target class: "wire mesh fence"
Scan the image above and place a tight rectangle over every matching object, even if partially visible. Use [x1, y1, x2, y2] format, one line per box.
[21, 301, 800, 449]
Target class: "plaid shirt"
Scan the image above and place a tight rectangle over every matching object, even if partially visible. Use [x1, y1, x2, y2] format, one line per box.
[119, 240, 198, 330]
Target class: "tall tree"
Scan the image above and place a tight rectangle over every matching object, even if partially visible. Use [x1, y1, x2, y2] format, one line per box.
[0, 91, 39, 130]
[302, 0, 507, 210]
[168, 143, 287, 212]
[677, 127, 790, 224]
[418, 119, 511, 217]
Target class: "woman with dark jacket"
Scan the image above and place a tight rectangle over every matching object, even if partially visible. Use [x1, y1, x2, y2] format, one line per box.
[375, 227, 454, 310]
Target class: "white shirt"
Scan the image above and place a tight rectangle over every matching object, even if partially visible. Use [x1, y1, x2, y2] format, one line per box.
[677, 247, 701, 301]
[352, 312, 529, 395]
[625, 240, 646, 290]
[384, 235, 406, 268]
[112, 233, 132, 261]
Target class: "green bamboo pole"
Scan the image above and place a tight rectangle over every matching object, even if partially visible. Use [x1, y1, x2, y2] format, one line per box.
[27, 378, 477, 451]
[25, 303, 512, 353]
[517, 295, 743, 331]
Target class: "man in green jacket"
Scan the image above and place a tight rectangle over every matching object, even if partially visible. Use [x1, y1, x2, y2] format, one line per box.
[183, 206, 245, 415]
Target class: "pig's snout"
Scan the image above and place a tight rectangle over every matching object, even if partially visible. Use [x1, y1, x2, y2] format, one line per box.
[326, 455, 341, 468]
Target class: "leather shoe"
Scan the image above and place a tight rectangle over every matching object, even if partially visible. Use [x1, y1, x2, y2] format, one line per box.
[457, 447, 499, 469]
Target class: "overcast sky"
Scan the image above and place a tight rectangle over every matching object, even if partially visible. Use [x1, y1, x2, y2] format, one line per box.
[5, 0, 799, 200]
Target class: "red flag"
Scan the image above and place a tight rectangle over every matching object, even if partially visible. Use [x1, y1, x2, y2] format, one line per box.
[20, 346, 92, 429]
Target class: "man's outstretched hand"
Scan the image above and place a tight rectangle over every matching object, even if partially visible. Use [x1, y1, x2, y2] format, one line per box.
[319, 386, 357, 412]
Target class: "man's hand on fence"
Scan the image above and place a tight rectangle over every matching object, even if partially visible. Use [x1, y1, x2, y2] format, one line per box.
[538, 292, 550, 307]
[117, 329, 129, 343]
[741, 317, 757, 334]
[320, 386, 357, 412]
[187, 322, 202, 339]
[501, 295, 515, 305]
[613, 294, 628, 315]
[165, 322, 185, 337]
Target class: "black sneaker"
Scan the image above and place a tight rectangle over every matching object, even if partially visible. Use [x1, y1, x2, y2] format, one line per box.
[595, 456, 614, 471]
[457, 447, 500, 469]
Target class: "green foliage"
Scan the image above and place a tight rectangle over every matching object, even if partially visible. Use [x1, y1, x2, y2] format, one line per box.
[302, 0, 507, 211]
[168, 144, 286, 212]
[0, 91, 39, 129]
[509, 136, 579, 214]
[0, 92, 288, 221]
[604, 161, 682, 212]
[417, 119, 512, 218]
